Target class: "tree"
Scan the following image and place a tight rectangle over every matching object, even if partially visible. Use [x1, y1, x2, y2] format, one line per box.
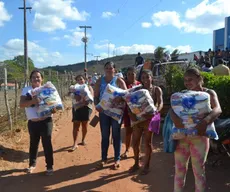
[4, 55, 35, 82]
[154, 46, 169, 62]
[171, 49, 180, 61]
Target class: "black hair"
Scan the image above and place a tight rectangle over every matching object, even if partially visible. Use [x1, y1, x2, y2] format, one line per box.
[184, 68, 203, 84]
[205, 61, 211, 68]
[218, 59, 223, 65]
[127, 66, 137, 73]
[30, 69, 43, 80]
[104, 61, 116, 68]
[75, 74, 85, 81]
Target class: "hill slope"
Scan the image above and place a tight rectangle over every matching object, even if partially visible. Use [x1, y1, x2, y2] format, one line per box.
[44, 53, 154, 75]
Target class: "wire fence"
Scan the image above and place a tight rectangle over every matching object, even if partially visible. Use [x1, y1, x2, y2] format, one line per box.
[0, 66, 77, 132]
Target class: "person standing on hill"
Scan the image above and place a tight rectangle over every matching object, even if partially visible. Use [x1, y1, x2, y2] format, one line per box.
[135, 52, 144, 67]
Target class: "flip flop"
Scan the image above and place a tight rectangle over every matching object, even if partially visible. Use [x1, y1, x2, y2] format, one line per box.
[140, 168, 150, 175]
[129, 164, 140, 173]
[96, 161, 107, 169]
[69, 145, 78, 152]
[113, 163, 121, 170]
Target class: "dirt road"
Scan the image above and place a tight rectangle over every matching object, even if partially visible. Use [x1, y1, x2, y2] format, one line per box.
[0, 107, 230, 192]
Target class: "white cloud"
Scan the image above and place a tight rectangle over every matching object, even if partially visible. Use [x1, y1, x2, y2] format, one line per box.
[51, 37, 61, 41]
[0, 1, 12, 27]
[0, 39, 62, 67]
[33, 13, 66, 32]
[165, 45, 192, 53]
[116, 44, 155, 54]
[141, 22, 152, 28]
[102, 11, 116, 19]
[64, 28, 89, 46]
[31, 0, 90, 32]
[152, 11, 185, 29]
[94, 43, 115, 50]
[152, 0, 230, 34]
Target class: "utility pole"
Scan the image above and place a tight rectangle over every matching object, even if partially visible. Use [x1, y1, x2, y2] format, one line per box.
[19, 0, 32, 87]
[94, 56, 101, 65]
[79, 25, 92, 78]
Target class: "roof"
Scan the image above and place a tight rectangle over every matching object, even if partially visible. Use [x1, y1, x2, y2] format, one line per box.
[0, 83, 17, 87]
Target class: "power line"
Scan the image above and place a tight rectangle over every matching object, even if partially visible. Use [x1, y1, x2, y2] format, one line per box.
[117, 0, 129, 14]
[119, 0, 163, 37]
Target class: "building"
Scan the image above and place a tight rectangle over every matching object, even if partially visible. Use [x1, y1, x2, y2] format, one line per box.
[0, 83, 18, 91]
[213, 16, 230, 51]
[177, 51, 205, 62]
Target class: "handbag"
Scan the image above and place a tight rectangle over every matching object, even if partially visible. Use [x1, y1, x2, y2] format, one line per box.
[148, 113, 161, 134]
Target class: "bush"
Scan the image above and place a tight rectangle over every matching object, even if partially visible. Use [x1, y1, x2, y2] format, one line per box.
[167, 69, 230, 118]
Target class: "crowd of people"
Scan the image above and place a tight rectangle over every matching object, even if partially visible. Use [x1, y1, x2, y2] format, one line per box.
[20, 58, 224, 191]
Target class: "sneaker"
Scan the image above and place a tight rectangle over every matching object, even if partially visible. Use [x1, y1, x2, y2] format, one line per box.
[46, 169, 54, 176]
[27, 166, 36, 174]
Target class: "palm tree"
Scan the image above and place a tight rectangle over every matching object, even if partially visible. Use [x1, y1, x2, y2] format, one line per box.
[154, 46, 169, 62]
[170, 49, 180, 61]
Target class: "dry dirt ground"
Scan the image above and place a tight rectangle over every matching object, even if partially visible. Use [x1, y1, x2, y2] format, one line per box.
[0, 106, 230, 192]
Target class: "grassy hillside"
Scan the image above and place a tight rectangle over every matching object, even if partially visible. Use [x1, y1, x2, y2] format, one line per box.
[44, 53, 154, 75]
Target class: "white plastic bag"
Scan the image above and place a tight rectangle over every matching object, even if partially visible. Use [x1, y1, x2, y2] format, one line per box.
[96, 84, 127, 123]
[171, 90, 218, 140]
[123, 89, 157, 126]
[69, 84, 93, 110]
[30, 81, 64, 117]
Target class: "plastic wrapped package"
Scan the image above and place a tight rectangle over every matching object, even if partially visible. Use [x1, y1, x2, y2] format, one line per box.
[123, 89, 157, 126]
[171, 90, 218, 140]
[96, 84, 127, 123]
[30, 81, 64, 117]
[69, 84, 93, 110]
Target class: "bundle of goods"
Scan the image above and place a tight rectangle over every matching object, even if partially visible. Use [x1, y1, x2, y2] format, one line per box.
[30, 81, 64, 117]
[123, 89, 156, 126]
[171, 90, 218, 140]
[96, 84, 127, 123]
[69, 84, 93, 110]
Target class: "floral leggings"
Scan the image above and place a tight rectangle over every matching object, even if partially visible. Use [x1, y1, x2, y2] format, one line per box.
[174, 136, 210, 192]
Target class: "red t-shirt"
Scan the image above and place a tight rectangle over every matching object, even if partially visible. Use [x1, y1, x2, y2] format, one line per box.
[123, 80, 141, 127]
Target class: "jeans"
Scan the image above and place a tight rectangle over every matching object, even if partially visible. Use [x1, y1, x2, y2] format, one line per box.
[28, 117, 53, 169]
[99, 113, 122, 162]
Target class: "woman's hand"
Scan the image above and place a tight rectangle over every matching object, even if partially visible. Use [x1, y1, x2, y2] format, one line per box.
[141, 113, 153, 120]
[75, 95, 82, 102]
[31, 96, 40, 105]
[96, 106, 103, 113]
[195, 119, 207, 136]
[113, 96, 124, 105]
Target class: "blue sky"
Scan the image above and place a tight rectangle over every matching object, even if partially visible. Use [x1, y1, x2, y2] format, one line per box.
[0, 0, 229, 68]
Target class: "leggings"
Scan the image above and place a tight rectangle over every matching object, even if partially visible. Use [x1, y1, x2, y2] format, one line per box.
[174, 136, 209, 192]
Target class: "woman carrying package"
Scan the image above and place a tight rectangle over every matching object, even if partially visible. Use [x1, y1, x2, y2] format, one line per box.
[129, 69, 163, 175]
[121, 67, 141, 159]
[20, 70, 54, 176]
[170, 68, 222, 192]
[70, 75, 94, 151]
[94, 61, 127, 169]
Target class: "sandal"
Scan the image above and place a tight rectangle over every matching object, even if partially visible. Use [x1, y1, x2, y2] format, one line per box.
[140, 167, 150, 175]
[129, 164, 140, 173]
[121, 151, 128, 159]
[96, 161, 107, 169]
[69, 145, 78, 152]
[113, 161, 121, 170]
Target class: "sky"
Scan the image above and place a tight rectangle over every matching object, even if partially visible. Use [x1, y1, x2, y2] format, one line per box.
[0, 0, 230, 68]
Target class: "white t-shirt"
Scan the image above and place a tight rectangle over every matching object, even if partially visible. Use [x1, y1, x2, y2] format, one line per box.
[21, 86, 41, 120]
